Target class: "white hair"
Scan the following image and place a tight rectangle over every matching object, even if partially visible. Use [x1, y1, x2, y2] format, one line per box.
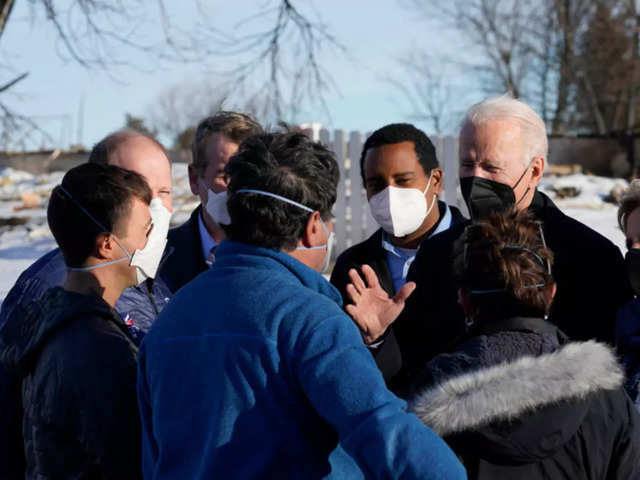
[461, 95, 548, 168]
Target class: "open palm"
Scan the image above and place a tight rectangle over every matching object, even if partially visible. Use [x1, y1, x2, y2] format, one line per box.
[344, 264, 416, 345]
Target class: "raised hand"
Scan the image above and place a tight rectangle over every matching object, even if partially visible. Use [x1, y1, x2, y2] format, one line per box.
[344, 264, 416, 345]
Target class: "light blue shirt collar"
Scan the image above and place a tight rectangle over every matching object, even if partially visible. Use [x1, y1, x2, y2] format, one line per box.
[198, 210, 218, 263]
[381, 203, 453, 292]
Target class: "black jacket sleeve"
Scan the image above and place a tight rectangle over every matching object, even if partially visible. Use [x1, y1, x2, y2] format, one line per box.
[331, 248, 403, 383]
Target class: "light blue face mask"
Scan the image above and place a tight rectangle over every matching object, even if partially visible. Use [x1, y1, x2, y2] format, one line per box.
[59, 186, 133, 272]
[235, 189, 335, 271]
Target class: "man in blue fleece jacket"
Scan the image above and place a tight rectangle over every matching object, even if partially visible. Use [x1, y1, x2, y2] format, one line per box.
[137, 132, 466, 479]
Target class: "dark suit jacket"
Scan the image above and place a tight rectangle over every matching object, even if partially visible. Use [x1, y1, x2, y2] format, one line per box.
[330, 202, 467, 386]
[160, 206, 209, 294]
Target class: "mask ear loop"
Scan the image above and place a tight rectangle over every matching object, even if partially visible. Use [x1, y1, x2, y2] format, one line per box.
[536, 222, 551, 275]
[58, 185, 132, 263]
[513, 160, 535, 207]
[423, 171, 438, 218]
[536, 221, 553, 319]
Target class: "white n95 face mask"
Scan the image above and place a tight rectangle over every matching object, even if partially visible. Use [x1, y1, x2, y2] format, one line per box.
[130, 198, 172, 284]
[235, 188, 335, 273]
[201, 180, 231, 226]
[63, 189, 171, 285]
[368, 174, 436, 238]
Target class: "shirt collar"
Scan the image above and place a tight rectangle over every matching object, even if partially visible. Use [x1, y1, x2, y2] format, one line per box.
[380, 203, 453, 257]
[198, 209, 218, 262]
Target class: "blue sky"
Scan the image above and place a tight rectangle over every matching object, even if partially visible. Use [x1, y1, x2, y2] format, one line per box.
[1, 0, 481, 149]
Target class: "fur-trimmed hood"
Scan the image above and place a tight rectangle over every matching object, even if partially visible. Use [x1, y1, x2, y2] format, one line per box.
[409, 340, 624, 463]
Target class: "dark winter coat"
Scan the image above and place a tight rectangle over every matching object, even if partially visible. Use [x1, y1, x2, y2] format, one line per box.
[616, 297, 640, 408]
[409, 316, 640, 479]
[158, 206, 208, 294]
[330, 202, 466, 385]
[0, 287, 141, 480]
[391, 190, 631, 395]
[0, 248, 172, 478]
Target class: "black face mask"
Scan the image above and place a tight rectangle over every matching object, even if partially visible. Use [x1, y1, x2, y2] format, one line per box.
[625, 249, 640, 296]
[460, 166, 532, 219]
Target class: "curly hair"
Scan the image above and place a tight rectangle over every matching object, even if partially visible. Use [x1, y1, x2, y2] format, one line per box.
[225, 132, 339, 250]
[453, 208, 555, 323]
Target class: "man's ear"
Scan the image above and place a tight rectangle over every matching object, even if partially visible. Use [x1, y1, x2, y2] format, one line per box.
[530, 157, 545, 187]
[95, 232, 116, 260]
[301, 211, 322, 248]
[188, 164, 201, 197]
[430, 168, 444, 196]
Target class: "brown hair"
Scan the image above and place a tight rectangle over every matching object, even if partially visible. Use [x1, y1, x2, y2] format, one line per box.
[48, 163, 152, 268]
[453, 208, 554, 323]
[191, 111, 263, 175]
[88, 130, 168, 165]
[618, 179, 640, 233]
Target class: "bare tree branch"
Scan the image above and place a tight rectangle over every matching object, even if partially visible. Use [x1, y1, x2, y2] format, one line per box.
[0, 71, 26, 93]
[0, 1, 345, 148]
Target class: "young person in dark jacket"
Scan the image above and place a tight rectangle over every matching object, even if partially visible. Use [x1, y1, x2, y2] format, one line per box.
[409, 208, 640, 479]
[615, 179, 640, 408]
[358, 96, 631, 396]
[160, 111, 263, 293]
[330, 123, 466, 383]
[0, 131, 173, 479]
[0, 163, 163, 479]
[138, 132, 466, 479]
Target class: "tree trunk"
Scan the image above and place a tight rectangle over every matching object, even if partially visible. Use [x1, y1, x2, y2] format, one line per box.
[0, 0, 15, 43]
[626, 0, 639, 178]
[552, 0, 573, 135]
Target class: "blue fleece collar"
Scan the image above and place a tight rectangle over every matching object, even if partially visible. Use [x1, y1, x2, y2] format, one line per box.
[213, 240, 343, 307]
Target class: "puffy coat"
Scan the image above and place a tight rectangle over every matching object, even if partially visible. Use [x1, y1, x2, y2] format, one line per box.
[0, 247, 171, 478]
[409, 317, 640, 479]
[0, 287, 141, 479]
[138, 240, 466, 480]
[616, 297, 640, 408]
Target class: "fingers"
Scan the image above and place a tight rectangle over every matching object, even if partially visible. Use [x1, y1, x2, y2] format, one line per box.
[345, 284, 361, 305]
[393, 281, 416, 305]
[361, 264, 380, 290]
[345, 304, 358, 320]
[348, 268, 366, 295]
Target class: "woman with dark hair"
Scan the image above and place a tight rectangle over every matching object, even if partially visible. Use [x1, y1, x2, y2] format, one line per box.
[409, 208, 640, 479]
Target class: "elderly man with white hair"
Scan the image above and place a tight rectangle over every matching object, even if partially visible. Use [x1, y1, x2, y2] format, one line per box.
[348, 95, 633, 396]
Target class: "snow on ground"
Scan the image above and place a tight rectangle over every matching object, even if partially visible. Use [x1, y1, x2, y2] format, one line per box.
[0, 165, 630, 303]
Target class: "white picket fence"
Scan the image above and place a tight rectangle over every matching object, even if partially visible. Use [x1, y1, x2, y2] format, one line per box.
[309, 129, 467, 259]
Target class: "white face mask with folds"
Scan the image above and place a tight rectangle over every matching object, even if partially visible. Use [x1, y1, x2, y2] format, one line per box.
[235, 188, 335, 273]
[368, 173, 437, 238]
[129, 198, 172, 283]
[200, 179, 231, 226]
[65, 194, 172, 285]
